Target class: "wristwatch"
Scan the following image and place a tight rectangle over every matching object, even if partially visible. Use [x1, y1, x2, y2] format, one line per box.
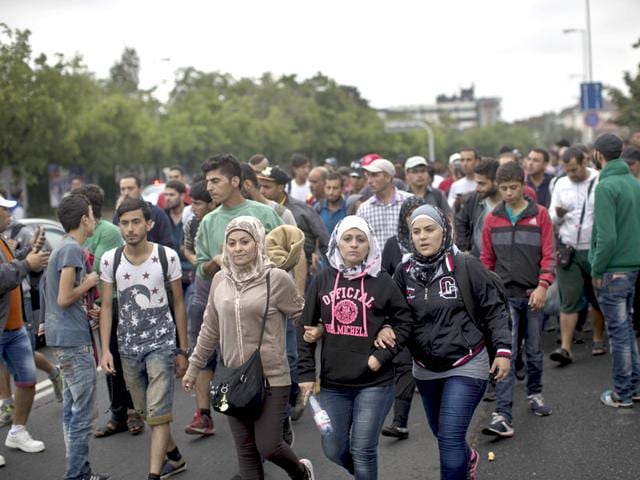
[174, 348, 189, 358]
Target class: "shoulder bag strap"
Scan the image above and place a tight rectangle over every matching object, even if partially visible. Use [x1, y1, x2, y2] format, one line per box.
[575, 178, 596, 247]
[256, 270, 272, 349]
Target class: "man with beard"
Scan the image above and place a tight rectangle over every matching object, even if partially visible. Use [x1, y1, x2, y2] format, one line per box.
[455, 159, 501, 257]
[404, 156, 451, 219]
[315, 172, 347, 235]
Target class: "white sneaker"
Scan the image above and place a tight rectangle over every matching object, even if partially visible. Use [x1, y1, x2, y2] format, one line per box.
[0, 454, 5, 467]
[300, 458, 315, 480]
[5, 429, 45, 453]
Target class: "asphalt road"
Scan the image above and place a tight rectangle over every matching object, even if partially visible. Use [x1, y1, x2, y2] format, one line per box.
[1, 329, 638, 479]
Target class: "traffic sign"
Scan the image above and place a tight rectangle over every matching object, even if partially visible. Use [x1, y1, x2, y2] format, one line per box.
[584, 111, 599, 127]
[580, 82, 603, 111]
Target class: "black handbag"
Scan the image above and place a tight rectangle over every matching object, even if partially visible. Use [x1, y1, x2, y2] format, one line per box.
[557, 243, 575, 269]
[209, 271, 271, 418]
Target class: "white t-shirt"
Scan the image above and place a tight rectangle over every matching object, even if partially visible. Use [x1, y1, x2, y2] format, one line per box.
[101, 243, 182, 356]
[289, 180, 310, 203]
[448, 177, 477, 207]
[432, 174, 444, 189]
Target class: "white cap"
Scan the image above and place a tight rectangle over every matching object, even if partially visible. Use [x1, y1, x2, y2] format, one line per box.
[0, 195, 16, 209]
[449, 153, 461, 164]
[405, 156, 428, 171]
[363, 159, 396, 177]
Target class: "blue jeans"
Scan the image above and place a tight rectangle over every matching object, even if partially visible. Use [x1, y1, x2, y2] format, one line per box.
[416, 376, 486, 480]
[495, 297, 544, 422]
[0, 326, 36, 387]
[596, 271, 640, 401]
[54, 345, 97, 480]
[320, 384, 394, 480]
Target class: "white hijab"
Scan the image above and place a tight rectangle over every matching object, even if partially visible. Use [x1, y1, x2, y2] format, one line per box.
[327, 215, 381, 279]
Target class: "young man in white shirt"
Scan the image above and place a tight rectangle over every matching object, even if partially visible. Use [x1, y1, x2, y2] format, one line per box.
[448, 148, 479, 208]
[100, 198, 189, 480]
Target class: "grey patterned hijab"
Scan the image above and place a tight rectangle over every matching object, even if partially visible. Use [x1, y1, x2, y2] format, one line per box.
[222, 216, 273, 287]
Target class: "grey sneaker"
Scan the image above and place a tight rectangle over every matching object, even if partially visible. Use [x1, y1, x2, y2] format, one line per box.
[300, 458, 315, 480]
[482, 412, 514, 437]
[528, 394, 552, 416]
[601, 389, 633, 408]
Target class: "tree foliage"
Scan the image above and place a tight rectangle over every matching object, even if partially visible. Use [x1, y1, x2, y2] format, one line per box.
[609, 37, 640, 130]
[0, 23, 572, 200]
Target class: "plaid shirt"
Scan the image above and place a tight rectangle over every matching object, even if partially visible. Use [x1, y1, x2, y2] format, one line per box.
[356, 188, 413, 251]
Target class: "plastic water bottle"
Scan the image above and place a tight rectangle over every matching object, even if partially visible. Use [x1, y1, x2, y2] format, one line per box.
[309, 394, 332, 435]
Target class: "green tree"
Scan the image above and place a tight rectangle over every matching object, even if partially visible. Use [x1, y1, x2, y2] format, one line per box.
[107, 47, 140, 94]
[609, 37, 640, 130]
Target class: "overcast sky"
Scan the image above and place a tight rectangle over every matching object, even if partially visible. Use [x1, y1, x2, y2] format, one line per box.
[4, 0, 639, 121]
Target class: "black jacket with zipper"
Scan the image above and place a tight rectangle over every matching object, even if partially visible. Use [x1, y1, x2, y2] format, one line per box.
[392, 252, 511, 372]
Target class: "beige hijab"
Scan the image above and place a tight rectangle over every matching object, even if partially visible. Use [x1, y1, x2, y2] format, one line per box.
[221, 216, 273, 288]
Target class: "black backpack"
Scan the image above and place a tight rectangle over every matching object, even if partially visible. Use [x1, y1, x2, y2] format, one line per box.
[112, 244, 174, 314]
[453, 253, 512, 363]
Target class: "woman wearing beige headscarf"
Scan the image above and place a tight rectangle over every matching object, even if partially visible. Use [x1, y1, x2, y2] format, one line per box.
[183, 216, 315, 480]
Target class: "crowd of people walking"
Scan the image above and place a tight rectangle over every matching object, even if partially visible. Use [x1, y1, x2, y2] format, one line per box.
[1, 131, 640, 479]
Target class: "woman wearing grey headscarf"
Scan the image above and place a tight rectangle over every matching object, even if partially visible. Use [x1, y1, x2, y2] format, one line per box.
[377, 205, 512, 480]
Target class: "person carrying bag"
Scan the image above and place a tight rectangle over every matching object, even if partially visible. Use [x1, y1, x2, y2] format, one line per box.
[182, 216, 315, 480]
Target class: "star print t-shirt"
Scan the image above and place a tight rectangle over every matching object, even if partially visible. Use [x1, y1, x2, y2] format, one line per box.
[101, 243, 182, 356]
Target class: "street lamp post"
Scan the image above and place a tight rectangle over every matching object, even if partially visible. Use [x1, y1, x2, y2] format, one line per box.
[384, 120, 436, 163]
[564, 0, 596, 143]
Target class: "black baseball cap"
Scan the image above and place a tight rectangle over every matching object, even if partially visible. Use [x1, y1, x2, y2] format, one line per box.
[258, 166, 290, 185]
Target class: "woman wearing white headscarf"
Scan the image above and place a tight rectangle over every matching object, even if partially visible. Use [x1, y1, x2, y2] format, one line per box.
[183, 216, 314, 480]
[297, 215, 414, 480]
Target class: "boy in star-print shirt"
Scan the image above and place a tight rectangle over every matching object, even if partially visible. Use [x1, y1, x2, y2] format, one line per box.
[99, 198, 189, 480]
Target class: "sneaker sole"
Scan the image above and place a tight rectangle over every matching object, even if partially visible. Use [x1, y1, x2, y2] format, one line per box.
[184, 427, 215, 436]
[160, 464, 186, 479]
[601, 398, 633, 408]
[481, 426, 514, 438]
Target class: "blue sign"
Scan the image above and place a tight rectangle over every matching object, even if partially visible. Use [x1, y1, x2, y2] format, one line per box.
[580, 82, 603, 111]
[584, 111, 599, 128]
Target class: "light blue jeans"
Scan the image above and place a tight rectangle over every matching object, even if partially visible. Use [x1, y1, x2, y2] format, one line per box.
[596, 271, 640, 401]
[495, 297, 545, 423]
[121, 349, 176, 425]
[54, 345, 97, 480]
[320, 384, 394, 480]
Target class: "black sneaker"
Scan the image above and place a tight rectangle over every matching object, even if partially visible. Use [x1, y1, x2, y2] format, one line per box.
[381, 425, 409, 440]
[549, 347, 573, 366]
[283, 416, 295, 447]
[482, 413, 514, 438]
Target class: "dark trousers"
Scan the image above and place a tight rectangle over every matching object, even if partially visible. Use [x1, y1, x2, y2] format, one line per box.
[391, 348, 415, 428]
[227, 386, 305, 480]
[106, 298, 134, 422]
